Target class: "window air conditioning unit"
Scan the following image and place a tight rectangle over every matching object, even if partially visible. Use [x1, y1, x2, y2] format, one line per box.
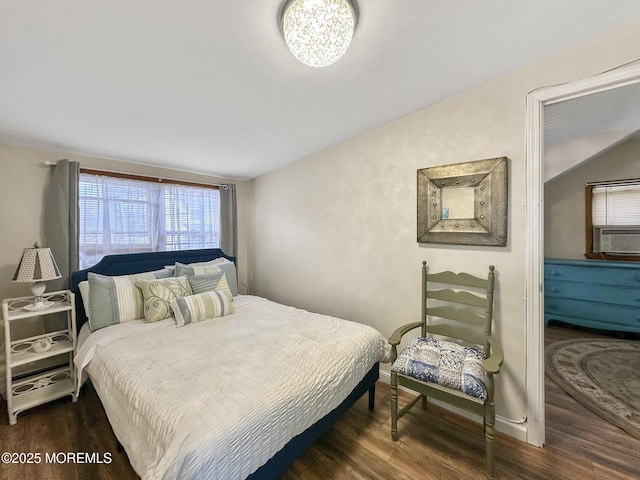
[599, 227, 640, 254]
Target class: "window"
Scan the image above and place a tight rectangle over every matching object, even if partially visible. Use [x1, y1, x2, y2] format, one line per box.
[585, 179, 640, 260]
[79, 172, 220, 269]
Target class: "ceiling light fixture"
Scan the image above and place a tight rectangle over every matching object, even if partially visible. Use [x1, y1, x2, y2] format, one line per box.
[280, 0, 357, 68]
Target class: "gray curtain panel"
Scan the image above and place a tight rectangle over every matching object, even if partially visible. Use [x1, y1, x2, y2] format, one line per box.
[44, 159, 79, 290]
[220, 184, 238, 257]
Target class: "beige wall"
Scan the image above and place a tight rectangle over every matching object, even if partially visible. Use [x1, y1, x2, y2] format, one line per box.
[545, 136, 640, 259]
[0, 143, 248, 389]
[247, 18, 640, 434]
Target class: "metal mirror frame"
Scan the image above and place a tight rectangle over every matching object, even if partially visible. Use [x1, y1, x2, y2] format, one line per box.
[417, 157, 508, 246]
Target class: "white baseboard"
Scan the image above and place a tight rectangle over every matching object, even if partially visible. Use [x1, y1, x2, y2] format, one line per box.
[378, 370, 528, 442]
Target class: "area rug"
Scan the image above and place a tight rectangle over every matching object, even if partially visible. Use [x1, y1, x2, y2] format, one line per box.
[545, 338, 640, 440]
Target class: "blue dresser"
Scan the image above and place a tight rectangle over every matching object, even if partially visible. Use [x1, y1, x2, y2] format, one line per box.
[544, 258, 640, 333]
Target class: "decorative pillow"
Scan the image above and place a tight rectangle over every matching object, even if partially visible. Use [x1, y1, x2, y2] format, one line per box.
[166, 257, 232, 270]
[187, 271, 234, 300]
[174, 262, 219, 277]
[135, 276, 192, 323]
[391, 337, 487, 400]
[216, 263, 238, 296]
[87, 269, 173, 331]
[174, 259, 238, 296]
[78, 280, 91, 319]
[170, 290, 235, 327]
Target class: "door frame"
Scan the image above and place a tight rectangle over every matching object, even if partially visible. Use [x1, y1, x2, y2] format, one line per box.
[525, 62, 640, 447]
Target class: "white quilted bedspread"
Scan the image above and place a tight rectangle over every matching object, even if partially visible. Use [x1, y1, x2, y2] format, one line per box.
[75, 295, 390, 480]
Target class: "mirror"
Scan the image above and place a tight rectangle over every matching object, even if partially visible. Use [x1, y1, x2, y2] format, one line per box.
[442, 187, 475, 219]
[417, 157, 508, 246]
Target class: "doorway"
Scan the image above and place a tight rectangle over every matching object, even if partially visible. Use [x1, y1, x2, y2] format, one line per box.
[525, 63, 640, 447]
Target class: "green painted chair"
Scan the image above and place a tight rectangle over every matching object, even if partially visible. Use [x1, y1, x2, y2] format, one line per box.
[389, 261, 503, 480]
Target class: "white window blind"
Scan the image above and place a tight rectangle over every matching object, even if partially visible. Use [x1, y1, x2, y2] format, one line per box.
[79, 173, 220, 269]
[592, 183, 640, 227]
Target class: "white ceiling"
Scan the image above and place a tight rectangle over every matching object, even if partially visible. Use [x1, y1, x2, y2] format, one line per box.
[2, 1, 640, 180]
[545, 81, 640, 148]
[543, 80, 640, 181]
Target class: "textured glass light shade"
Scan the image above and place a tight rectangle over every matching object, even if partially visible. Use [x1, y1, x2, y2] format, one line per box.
[281, 0, 356, 67]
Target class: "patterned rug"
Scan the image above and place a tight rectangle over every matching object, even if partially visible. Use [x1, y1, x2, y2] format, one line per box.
[545, 338, 640, 440]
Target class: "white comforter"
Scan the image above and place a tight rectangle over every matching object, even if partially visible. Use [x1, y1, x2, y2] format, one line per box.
[75, 295, 390, 480]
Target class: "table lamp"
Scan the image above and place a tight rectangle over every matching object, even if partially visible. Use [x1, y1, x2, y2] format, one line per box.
[12, 243, 62, 311]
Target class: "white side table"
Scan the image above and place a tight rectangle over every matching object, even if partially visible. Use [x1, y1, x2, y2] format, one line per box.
[2, 290, 78, 425]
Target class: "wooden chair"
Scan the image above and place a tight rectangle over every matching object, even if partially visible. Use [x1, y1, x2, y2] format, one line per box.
[389, 261, 503, 480]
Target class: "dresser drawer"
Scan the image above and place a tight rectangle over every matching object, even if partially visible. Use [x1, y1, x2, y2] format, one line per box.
[545, 280, 640, 307]
[545, 297, 640, 329]
[544, 259, 640, 332]
[545, 262, 640, 288]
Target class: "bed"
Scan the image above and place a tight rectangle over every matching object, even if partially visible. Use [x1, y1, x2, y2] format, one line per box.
[70, 248, 389, 480]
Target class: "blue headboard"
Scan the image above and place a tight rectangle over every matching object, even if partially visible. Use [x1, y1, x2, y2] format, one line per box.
[70, 248, 236, 332]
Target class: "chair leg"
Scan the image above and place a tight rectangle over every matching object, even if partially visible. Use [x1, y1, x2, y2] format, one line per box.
[390, 371, 398, 441]
[484, 401, 496, 480]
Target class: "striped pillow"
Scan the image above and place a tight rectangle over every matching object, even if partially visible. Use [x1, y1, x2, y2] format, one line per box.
[174, 260, 238, 296]
[216, 263, 238, 296]
[87, 269, 173, 331]
[187, 271, 234, 300]
[170, 290, 235, 327]
[174, 262, 220, 277]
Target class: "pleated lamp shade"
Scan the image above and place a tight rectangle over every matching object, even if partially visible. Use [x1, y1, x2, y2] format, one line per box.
[12, 243, 61, 310]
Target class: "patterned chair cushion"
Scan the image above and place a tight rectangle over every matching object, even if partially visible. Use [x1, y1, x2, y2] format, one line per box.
[391, 337, 487, 400]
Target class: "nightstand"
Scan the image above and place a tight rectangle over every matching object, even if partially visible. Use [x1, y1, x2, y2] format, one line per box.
[2, 290, 78, 425]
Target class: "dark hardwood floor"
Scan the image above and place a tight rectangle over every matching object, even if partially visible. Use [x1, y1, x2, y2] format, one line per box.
[1, 325, 638, 480]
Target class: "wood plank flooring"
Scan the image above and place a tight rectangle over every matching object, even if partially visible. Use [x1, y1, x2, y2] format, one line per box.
[0, 325, 638, 479]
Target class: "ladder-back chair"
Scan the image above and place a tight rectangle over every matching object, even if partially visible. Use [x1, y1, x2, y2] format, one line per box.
[389, 261, 503, 480]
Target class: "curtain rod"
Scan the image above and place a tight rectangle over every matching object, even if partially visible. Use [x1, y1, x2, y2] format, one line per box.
[43, 160, 230, 189]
